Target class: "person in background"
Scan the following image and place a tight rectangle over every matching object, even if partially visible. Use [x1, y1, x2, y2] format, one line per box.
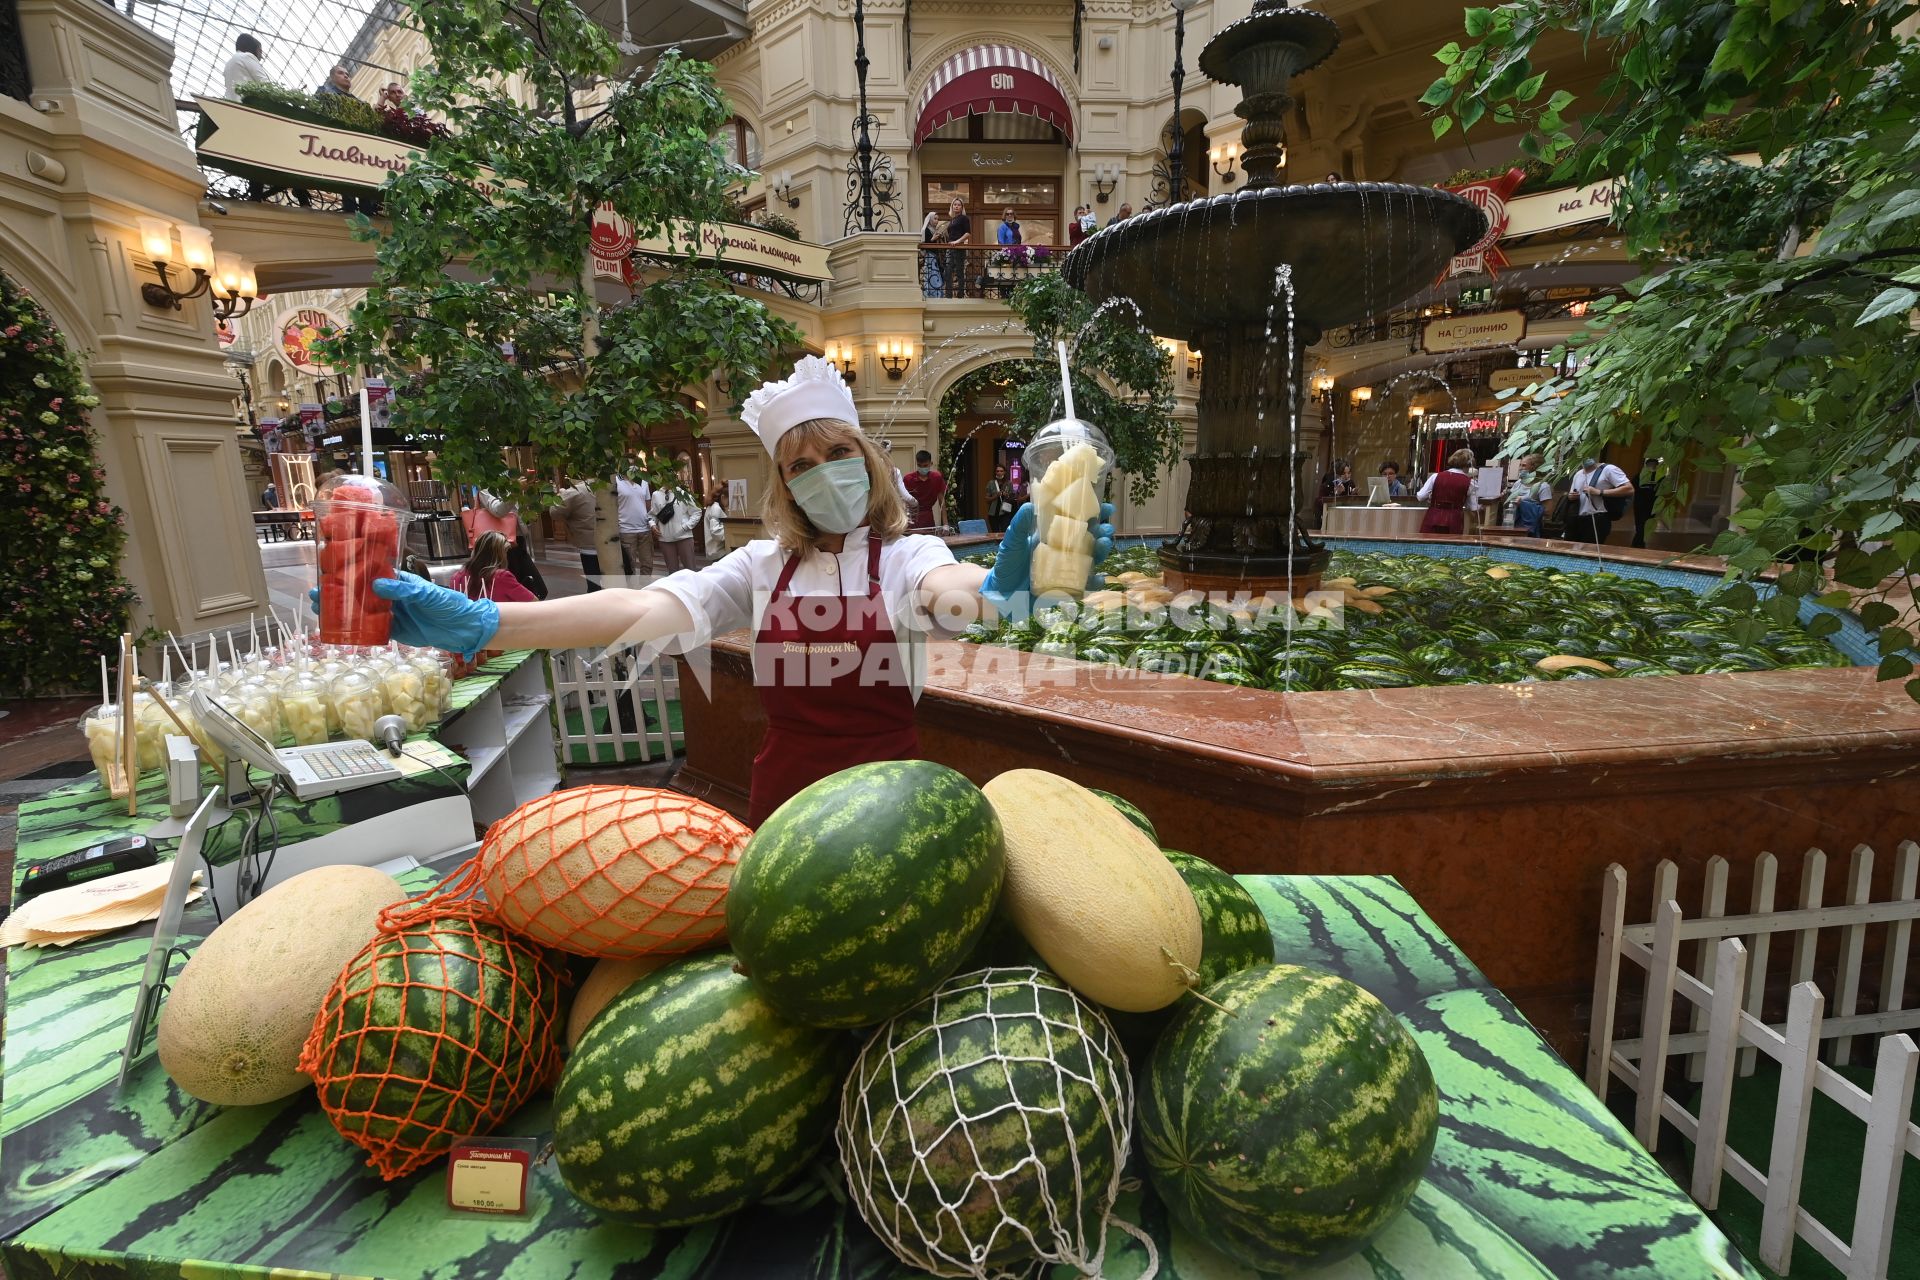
[1418, 448, 1480, 535]
[450, 530, 538, 603]
[377, 82, 406, 111]
[1567, 455, 1633, 545]
[1633, 457, 1663, 548]
[651, 479, 700, 574]
[559, 477, 605, 591]
[997, 208, 1022, 246]
[903, 450, 948, 532]
[1067, 205, 1092, 246]
[985, 464, 1015, 533]
[943, 197, 972, 299]
[920, 210, 946, 297]
[1378, 462, 1406, 499]
[1110, 202, 1134, 226]
[316, 64, 357, 98]
[1506, 453, 1554, 538]
[615, 471, 655, 577]
[260, 481, 278, 509]
[222, 34, 270, 97]
[474, 487, 547, 598]
[702, 481, 728, 564]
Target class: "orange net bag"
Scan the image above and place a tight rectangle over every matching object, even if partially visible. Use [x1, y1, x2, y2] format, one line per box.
[298, 904, 564, 1180]
[424, 786, 750, 959]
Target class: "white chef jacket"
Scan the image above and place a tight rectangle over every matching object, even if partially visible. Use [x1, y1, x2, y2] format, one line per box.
[652, 527, 956, 695]
[1416, 468, 1481, 512]
[222, 52, 270, 97]
[614, 476, 654, 534]
[1572, 464, 1630, 516]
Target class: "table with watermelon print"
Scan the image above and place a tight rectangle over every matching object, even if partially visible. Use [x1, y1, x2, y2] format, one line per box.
[0, 854, 1758, 1278]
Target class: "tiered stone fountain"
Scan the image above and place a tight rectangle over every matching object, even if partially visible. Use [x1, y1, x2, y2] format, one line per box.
[1063, 0, 1487, 595]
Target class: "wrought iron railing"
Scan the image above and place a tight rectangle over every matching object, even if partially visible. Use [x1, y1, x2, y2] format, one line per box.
[918, 243, 1061, 300]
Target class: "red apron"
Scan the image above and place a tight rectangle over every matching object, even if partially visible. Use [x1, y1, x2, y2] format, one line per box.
[1420, 470, 1472, 535]
[748, 534, 919, 825]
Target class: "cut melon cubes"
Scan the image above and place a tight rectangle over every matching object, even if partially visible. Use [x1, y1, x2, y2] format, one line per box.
[1030, 442, 1104, 597]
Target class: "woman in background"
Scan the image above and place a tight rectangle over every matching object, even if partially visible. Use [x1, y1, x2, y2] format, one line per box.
[450, 530, 538, 603]
[1417, 448, 1480, 535]
[702, 481, 728, 564]
[651, 480, 701, 575]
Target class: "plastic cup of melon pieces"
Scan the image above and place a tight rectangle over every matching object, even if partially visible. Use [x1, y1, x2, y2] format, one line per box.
[329, 669, 387, 743]
[314, 474, 413, 648]
[83, 704, 129, 779]
[1023, 417, 1115, 598]
[277, 673, 331, 746]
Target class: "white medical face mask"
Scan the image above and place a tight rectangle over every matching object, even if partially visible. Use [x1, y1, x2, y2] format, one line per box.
[788, 456, 871, 534]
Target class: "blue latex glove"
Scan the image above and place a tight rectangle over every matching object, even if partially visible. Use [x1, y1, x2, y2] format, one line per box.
[307, 572, 501, 658]
[980, 502, 1117, 610]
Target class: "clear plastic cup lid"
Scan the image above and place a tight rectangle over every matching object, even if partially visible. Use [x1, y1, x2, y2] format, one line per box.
[315, 472, 409, 513]
[1025, 417, 1116, 484]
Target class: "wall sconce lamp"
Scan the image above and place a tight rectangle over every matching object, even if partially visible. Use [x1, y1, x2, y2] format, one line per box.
[275, 394, 292, 416]
[1350, 385, 1373, 406]
[878, 338, 913, 379]
[209, 251, 264, 320]
[1091, 162, 1120, 203]
[1186, 350, 1202, 382]
[1210, 143, 1241, 184]
[772, 171, 800, 209]
[1567, 299, 1590, 318]
[137, 217, 215, 309]
[824, 340, 857, 386]
[1311, 372, 1336, 398]
[1409, 404, 1427, 423]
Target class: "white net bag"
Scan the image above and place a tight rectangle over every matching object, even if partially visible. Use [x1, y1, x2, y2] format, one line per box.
[837, 966, 1134, 1280]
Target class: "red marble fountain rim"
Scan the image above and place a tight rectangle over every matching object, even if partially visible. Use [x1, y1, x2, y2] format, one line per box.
[711, 534, 1920, 785]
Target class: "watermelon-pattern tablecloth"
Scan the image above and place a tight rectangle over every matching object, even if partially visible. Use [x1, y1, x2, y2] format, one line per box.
[0, 859, 1754, 1274]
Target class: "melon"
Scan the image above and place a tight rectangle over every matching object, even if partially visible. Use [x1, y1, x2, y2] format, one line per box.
[982, 769, 1201, 1012]
[564, 954, 667, 1050]
[478, 786, 748, 958]
[158, 864, 405, 1105]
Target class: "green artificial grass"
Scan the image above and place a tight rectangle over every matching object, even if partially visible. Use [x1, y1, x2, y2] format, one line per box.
[1686, 1055, 1920, 1280]
[563, 701, 683, 766]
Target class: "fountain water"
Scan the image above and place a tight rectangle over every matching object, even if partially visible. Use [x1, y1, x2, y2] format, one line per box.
[1061, 0, 1486, 595]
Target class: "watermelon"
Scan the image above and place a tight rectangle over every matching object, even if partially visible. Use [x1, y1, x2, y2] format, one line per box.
[727, 761, 1005, 1027]
[1104, 850, 1275, 1051]
[838, 967, 1132, 1278]
[552, 951, 853, 1226]
[1140, 964, 1438, 1273]
[300, 914, 564, 1180]
[1092, 788, 1157, 841]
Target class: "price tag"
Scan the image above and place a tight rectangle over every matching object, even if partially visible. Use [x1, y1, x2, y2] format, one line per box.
[446, 1139, 533, 1215]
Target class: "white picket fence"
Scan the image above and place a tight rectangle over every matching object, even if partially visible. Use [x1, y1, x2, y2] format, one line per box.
[548, 647, 682, 766]
[1590, 844, 1920, 1278]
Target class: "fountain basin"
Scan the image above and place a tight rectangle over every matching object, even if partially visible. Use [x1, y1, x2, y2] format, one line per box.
[674, 537, 1917, 1062]
[1061, 183, 1488, 341]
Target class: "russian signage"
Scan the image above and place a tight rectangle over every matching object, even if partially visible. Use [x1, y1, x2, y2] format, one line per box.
[593, 207, 833, 284]
[1488, 367, 1554, 392]
[1442, 168, 1526, 278]
[195, 97, 428, 191]
[1421, 309, 1527, 355]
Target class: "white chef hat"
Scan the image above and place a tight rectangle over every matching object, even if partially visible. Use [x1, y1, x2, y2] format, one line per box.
[741, 356, 860, 456]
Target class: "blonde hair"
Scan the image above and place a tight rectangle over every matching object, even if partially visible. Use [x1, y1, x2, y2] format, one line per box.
[1448, 448, 1475, 469]
[760, 418, 909, 555]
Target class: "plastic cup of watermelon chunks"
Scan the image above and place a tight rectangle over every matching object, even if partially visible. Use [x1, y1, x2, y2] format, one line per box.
[313, 475, 413, 648]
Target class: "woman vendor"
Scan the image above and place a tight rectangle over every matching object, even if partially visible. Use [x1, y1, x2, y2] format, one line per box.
[335, 357, 1113, 823]
[1416, 447, 1480, 535]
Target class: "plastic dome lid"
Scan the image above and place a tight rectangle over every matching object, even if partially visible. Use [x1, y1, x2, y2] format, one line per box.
[1025, 417, 1116, 483]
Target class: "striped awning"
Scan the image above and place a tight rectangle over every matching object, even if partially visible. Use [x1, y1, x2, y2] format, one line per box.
[911, 45, 1074, 147]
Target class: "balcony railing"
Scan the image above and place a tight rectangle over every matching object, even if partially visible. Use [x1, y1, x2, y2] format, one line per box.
[918, 243, 1061, 300]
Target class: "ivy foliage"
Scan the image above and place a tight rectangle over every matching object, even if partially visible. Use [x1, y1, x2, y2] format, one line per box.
[1001, 273, 1182, 503]
[316, 1, 799, 501]
[1423, 0, 1920, 696]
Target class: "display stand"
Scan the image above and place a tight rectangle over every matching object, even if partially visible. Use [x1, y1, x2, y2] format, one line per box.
[436, 654, 560, 825]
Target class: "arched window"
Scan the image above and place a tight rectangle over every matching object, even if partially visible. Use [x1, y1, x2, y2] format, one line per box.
[717, 116, 761, 174]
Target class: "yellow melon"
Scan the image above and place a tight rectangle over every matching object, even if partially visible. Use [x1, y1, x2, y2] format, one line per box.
[480, 786, 748, 958]
[158, 864, 405, 1105]
[981, 769, 1202, 1012]
[1535, 654, 1615, 673]
[564, 954, 670, 1050]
